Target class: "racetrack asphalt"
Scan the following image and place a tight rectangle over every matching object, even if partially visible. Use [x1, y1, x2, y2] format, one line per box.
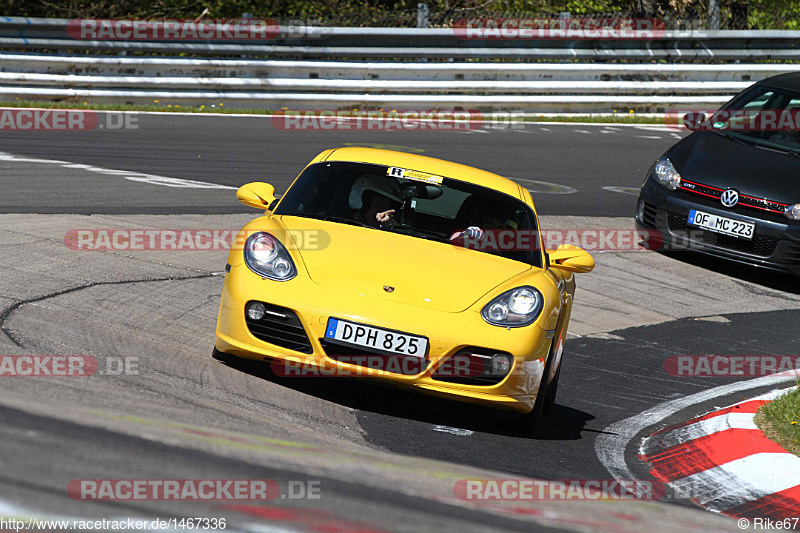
[0, 113, 795, 531]
[0, 112, 683, 216]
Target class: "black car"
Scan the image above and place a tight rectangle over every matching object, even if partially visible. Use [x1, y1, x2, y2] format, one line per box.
[636, 72, 800, 277]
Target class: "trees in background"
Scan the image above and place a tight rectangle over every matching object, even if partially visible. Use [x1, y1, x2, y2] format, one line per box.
[0, 0, 794, 29]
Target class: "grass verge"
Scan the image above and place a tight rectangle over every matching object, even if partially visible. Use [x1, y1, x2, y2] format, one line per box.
[0, 100, 670, 124]
[755, 385, 800, 456]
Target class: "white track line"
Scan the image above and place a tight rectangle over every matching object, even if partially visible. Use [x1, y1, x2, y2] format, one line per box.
[640, 413, 759, 456]
[0, 151, 234, 190]
[595, 371, 797, 482]
[671, 452, 800, 511]
[641, 388, 790, 456]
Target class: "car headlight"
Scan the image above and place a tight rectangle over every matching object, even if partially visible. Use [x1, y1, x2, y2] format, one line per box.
[653, 157, 681, 190]
[244, 232, 297, 281]
[785, 203, 800, 221]
[481, 286, 543, 327]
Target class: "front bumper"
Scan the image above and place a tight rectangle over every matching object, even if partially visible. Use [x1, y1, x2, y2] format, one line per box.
[636, 178, 800, 276]
[215, 263, 555, 414]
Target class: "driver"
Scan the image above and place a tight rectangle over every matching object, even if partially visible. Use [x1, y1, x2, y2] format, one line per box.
[449, 206, 518, 244]
[349, 175, 402, 229]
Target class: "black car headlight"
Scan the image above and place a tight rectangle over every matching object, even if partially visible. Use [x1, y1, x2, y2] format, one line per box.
[653, 156, 681, 190]
[785, 203, 800, 221]
[244, 232, 297, 281]
[481, 286, 543, 327]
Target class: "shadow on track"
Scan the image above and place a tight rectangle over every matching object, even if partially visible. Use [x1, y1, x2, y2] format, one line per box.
[660, 250, 800, 294]
[215, 353, 594, 440]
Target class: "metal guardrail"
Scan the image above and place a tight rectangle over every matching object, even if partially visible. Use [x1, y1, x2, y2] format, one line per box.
[0, 17, 798, 112]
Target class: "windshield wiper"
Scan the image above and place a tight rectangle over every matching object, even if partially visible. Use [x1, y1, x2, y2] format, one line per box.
[710, 129, 753, 146]
[752, 142, 800, 159]
[711, 130, 800, 158]
[297, 214, 370, 227]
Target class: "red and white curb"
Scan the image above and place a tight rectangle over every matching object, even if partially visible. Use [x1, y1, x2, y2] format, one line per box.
[640, 387, 800, 518]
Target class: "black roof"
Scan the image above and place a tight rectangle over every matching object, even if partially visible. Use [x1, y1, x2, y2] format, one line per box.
[758, 71, 800, 91]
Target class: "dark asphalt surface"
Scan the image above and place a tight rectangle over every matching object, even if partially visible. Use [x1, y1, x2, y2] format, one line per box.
[0, 402, 559, 533]
[1, 112, 790, 530]
[0, 113, 684, 215]
[239, 308, 800, 491]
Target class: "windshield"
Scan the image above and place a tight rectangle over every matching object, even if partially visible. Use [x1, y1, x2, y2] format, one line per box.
[275, 161, 542, 268]
[711, 84, 800, 155]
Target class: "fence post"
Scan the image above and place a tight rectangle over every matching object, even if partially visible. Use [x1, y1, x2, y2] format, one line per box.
[709, 0, 720, 30]
[417, 3, 429, 28]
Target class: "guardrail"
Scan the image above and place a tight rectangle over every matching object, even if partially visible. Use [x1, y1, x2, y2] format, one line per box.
[1, 17, 799, 113]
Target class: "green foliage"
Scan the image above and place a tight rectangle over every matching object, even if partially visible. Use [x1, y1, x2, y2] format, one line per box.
[756, 385, 800, 456]
[0, 0, 377, 19]
[1, 0, 798, 28]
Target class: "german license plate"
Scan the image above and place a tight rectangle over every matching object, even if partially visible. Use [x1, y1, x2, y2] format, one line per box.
[325, 318, 427, 357]
[688, 210, 754, 240]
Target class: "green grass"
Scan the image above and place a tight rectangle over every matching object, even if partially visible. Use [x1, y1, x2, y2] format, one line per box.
[755, 385, 800, 456]
[519, 114, 664, 124]
[0, 100, 269, 114]
[0, 100, 669, 124]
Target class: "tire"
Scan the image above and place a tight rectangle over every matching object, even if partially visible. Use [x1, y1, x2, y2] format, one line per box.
[521, 329, 567, 434]
[543, 364, 560, 415]
[521, 349, 555, 434]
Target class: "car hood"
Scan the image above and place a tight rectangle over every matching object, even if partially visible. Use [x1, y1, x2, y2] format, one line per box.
[668, 131, 800, 204]
[278, 215, 532, 313]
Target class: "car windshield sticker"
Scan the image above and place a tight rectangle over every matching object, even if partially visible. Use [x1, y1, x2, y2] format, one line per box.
[387, 167, 444, 185]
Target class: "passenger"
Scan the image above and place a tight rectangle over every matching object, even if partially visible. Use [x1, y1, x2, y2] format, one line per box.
[449, 207, 518, 244]
[349, 176, 402, 229]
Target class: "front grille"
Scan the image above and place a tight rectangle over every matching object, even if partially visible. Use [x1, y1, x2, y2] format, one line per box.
[640, 201, 658, 228]
[680, 180, 788, 215]
[684, 182, 721, 198]
[783, 241, 800, 261]
[739, 196, 788, 213]
[320, 340, 427, 375]
[666, 215, 690, 232]
[667, 214, 779, 257]
[245, 302, 313, 354]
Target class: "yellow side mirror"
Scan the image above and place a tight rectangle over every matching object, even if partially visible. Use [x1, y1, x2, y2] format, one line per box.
[237, 182, 277, 210]
[547, 244, 595, 273]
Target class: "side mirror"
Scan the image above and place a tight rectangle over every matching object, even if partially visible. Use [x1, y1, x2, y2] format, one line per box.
[547, 244, 595, 273]
[237, 182, 277, 210]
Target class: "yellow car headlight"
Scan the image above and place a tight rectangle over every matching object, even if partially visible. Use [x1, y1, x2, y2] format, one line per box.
[481, 286, 543, 327]
[244, 232, 297, 281]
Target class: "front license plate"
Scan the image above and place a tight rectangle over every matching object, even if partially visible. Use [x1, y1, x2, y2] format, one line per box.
[325, 318, 428, 358]
[688, 210, 755, 240]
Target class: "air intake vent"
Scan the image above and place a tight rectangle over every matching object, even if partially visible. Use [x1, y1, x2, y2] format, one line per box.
[245, 302, 313, 354]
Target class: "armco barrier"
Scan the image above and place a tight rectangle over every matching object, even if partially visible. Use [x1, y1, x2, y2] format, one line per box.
[0, 18, 798, 112]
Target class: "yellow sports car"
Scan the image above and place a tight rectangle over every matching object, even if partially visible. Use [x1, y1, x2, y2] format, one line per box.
[214, 147, 594, 431]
